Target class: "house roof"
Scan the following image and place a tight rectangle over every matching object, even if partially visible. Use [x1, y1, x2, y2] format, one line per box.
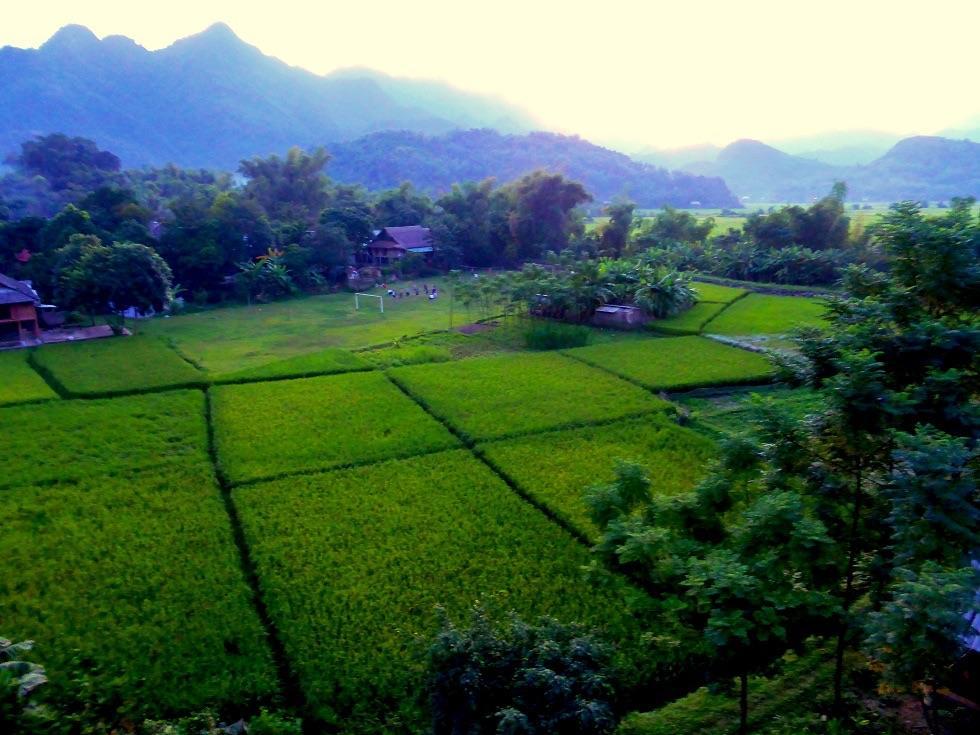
[371, 226, 434, 251]
[0, 273, 39, 306]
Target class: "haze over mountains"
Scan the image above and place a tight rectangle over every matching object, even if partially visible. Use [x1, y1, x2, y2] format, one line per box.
[1, 23, 978, 206]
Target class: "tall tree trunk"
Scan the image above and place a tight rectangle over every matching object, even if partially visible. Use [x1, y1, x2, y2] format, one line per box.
[834, 464, 863, 716]
[739, 669, 749, 735]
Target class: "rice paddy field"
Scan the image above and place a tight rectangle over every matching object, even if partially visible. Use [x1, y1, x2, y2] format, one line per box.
[0, 282, 828, 732]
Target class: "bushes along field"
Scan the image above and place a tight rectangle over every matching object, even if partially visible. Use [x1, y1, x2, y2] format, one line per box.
[30, 336, 206, 396]
[212, 347, 370, 384]
[389, 352, 669, 442]
[702, 293, 827, 335]
[478, 415, 716, 540]
[564, 336, 775, 391]
[210, 371, 460, 484]
[0, 466, 278, 716]
[0, 349, 57, 406]
[0, 390, 209, 489]
[235, 450, 647, 732]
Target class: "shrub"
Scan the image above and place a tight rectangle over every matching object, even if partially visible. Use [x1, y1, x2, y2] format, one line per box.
[478, 415, 715, 540]
[523, 320, 594, 350]
[389, 353, 670, 442]
[210, 372, 460, 485]
[0, 390, 209, 490]
[30, 336, 205, 397]
[235, 451, 646, 733]
[212, 347, 370, 384]
[564, 336, 775, 392]
[701, 294, 828, 336]
[0, 350, 57, 406]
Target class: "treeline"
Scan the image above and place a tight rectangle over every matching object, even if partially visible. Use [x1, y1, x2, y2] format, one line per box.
[0, 134, 597, 310]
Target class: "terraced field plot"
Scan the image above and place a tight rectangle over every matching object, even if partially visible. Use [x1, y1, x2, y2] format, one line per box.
[703, 293, 827, 335]
[1, 466, 278, 714]
[565, 336, 775, 391]
[0, 390, 209, 489]
[389, 352, 669, 442]
[478, 415, 716, 540]
[211, 371, 460, 484]
[235, 450, 646, 731]
[31, 335, 206, 396]
[0, 348, 57, 405]
[649, 301, 730, 335]
[690, 282, 747, 303]
[213, 346, 370, 384]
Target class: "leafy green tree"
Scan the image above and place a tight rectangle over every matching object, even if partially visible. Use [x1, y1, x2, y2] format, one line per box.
[599, 201, 636, 257]
[239, 146, 331, 224]
[634, 206, 713, 248]
[372, 182, 433, 227]
[7, 133, 120, 192]
[501, 171, 592, 263]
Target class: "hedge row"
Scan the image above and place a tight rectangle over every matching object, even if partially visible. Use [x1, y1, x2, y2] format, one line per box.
[235, 450, 649, 733]
[0, 390, 210, 490]
[211, 371, 460, 485]
[564, 336, 775, 392]
[0, 465, 278, 716]
[389, 352, 670, 443]
[478, 414, 716, 540]
[0, 349, 57, 406]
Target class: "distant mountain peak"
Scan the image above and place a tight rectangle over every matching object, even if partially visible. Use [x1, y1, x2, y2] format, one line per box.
[40, 24, 100, 53]
[198, 22, 241, 41]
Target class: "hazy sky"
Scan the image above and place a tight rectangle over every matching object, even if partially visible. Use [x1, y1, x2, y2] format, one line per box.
[2, 0, 979, 149]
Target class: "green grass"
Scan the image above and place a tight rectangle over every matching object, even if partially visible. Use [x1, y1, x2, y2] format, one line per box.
[617, 648, 834, 735]
[389, 352, 670, 442]
[690, 282, 747, 304]
[649, 302, 730, 335]
[564, 336, 775, 392]
[359, 342, 453, 368]
[702, 293, 828, 335]
[210, 372, 460, 485]
[212, 347, 370, 384]
[235, 450, 647, 732]
[31, 336, 206, 397]
[478, 415, 715, 540]
[0, 349, 58, 406]
[0, 466, 278, 716]
[676, 386, 826, 437]
[136, 281, 458, 374]
[0, 390, 210, 490]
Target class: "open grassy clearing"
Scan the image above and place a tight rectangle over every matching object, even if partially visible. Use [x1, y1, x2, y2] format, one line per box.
[389, 352, 670, 442]
[1, 465, 278, 716]
[235, 450, 648, 732]
[702, 292, 828, 335]
[0, 390, 209, 490]
[0, 348, 58, 405]
[212, 346, 370, 384]
[648, 301, 730, 335]
[135, 280, 458, 374]
[565, 336, 775, 392]
[478, 415, 715, 540]
[30, 335, 206, 397]
[211, 371, 460, 485]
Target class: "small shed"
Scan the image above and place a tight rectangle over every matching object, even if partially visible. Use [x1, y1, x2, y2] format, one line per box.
[365, 226, 435, 265]
[592, 304, 647, 330]
[0, 272, 41, 345]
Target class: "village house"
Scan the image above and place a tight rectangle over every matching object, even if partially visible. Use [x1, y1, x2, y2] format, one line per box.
[0, 272, 42, 346]
[364, 226, 435, 266]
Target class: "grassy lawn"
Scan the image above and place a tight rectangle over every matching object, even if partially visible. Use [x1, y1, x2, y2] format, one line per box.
[0, 349, 58, 406]
[31, 335, 206, 397]
[210, 371, 460, 485]
[136, 280, 460, 374]
[389, 352, 670, 442]
[235, 450, 646, 732]
[478, 414, 715, 540]
[702, 293, 828, 335]
[564, 336, 775, 391]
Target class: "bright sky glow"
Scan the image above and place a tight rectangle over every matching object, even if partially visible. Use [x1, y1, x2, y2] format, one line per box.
[2, 0, 978, 149]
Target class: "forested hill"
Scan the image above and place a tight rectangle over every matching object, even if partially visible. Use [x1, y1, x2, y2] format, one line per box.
[0, 23, 536, 169]
[683, 135, 980, 202]
[326, 130, 738, 207]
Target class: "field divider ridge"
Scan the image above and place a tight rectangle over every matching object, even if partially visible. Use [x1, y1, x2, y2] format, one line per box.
[691, 288, 750, 333]
[202, 387, 308, 719]
[26, 348, 71, 398]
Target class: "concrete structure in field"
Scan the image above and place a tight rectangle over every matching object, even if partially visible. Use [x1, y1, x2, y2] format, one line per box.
[365, 226, 435, 265]
[0, 272, 41, 345]
[592, 304, 647, 329]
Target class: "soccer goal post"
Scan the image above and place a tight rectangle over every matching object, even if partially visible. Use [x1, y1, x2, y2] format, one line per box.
[354, 292, 384, 313]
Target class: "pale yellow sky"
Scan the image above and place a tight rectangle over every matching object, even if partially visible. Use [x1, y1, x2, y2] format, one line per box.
[2, 0, 978, 148]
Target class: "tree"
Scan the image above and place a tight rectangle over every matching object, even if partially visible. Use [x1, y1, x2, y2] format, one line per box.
[7, 133, 120, 192]
[634, 206, 713, 248]
[502, 171, 592, 263]
[598, 201, 636, 257]
[373, 182, 433, 227]
[239, 146, 331, 224]
[428, 605, 617, 735]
